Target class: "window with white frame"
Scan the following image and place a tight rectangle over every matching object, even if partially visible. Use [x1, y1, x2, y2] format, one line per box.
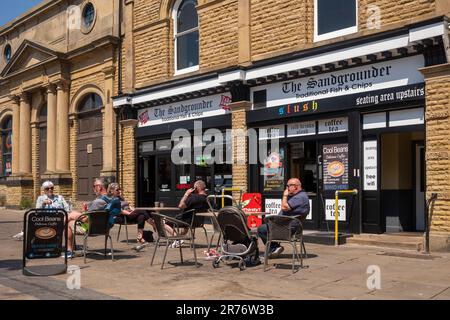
[314, 0, 358, 42]
[173, 0, 199, 75]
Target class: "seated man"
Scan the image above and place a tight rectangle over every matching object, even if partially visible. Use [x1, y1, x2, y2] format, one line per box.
[169, 180, 209, 248]
[258, 178, 310, 258]
[66, 177, 110, 257]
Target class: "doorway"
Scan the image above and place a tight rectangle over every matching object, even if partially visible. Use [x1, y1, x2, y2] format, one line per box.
[379, 132, 425, 232]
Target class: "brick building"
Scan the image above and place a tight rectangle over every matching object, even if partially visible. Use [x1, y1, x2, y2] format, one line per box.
[113, 0, 450, 251]
[0, 0, 120, 208]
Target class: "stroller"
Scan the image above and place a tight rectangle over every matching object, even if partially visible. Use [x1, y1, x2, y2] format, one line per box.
[207, 195, 260, 271]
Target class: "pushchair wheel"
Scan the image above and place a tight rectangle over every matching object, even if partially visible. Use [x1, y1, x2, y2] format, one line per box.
[238, 260, 246, 271]
[212, 260, 220, 268]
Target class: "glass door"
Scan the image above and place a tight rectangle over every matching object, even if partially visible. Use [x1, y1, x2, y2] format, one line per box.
[138, 155, 155, 207]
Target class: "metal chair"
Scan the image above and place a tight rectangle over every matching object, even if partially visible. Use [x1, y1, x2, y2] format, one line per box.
[74, 211, 114, 263]
[115, 214, 138, 244]
[150, 212, 199, 269]
[264, 215, 307, 273]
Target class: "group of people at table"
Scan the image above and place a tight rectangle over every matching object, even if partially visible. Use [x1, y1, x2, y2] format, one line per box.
[20, 176, 310, 260]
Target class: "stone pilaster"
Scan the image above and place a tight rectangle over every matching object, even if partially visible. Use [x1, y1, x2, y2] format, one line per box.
[119, 119, 138, 208]
[229, 101, 252, 203]
[101, 66, 117, 179]
[420, 63, 450, 252]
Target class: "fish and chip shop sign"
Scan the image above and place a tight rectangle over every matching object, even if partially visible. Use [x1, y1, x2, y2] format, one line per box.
[138, 93, 232, 127]
[250, 55, 425, 108]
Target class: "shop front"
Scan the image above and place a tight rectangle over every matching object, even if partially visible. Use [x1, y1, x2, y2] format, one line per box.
[134, 92, 233, 207]
[246, 55, 426, 234]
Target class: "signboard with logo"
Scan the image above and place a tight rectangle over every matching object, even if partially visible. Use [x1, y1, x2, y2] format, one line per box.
[323, 143, 349, 191]
[137, 93, 231, 127]
[241, 193, 262, 228]
[325, 199, 346, 221]
[363, 140, 378, 191]
[262, 149, 285, 192]
[251, 55, 424, 109]
[23, 209, 68, 276]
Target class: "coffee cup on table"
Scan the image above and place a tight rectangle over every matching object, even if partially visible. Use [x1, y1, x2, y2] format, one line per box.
[154, 202, 160, 208]
[160, 202, 165, 208]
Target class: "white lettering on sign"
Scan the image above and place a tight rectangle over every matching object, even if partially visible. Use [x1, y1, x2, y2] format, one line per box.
[265, 199, 282, 216]
[137, 93, 231, 127]
[318, 117, 348, 134]
[259, 125, 285, 140]
[363, 140, 378, 191]
[250, 55, 425, 108]
[325, 199, 346, 221]
[306, 199, 313, 220]
[287, 121, 316, 137]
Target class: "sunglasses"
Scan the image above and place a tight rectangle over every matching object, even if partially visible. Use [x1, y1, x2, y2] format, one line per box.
[287, 184, 299, 187]
[45, 187, 54, 191]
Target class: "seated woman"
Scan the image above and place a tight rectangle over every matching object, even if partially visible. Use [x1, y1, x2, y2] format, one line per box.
[107, 183, 154, 245]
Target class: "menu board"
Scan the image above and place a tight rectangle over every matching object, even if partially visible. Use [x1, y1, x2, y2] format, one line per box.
[323, 143, 349, 191]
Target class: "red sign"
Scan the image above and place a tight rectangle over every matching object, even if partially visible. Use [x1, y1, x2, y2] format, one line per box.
[241, 193, 262, 228]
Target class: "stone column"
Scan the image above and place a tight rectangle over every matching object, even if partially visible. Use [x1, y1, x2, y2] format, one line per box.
[120, 118, 138, 208]
[46, 84, 57, 173]
[101, 66, 117, 178]
[229, 101, 252, 203]
[56, 81, 70, 173]
[19, 92, 31, 175]
[238, 0, 251, 64]
[10, 96, 20, 175]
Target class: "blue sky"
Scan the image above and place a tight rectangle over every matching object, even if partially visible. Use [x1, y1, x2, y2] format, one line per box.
[0, 0, 43, 27]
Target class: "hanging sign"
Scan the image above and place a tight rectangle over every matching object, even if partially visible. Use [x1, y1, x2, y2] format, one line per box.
[323, 143, 349, 191]
[363, 140, 378, 190]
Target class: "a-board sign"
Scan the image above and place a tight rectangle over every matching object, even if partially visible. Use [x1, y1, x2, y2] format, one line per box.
[23, 209, 68, 276]
[241, 193, 262, 228]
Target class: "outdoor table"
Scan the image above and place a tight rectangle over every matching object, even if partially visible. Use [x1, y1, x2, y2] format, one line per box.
[134, 207, 181, 218]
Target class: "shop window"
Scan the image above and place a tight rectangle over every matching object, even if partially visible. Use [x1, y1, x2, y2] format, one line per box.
[314, 0, 357, 42]
[176, 164, 191, 190]
[173, 0, 199, 75]
[139, 141, 154, 153]
[1, 116, 12, 177]
[261, 147, 285, 192]
[78, 93, 103, 113]
[157, 155, 172, 191]
[4, 44, 11, 63]
[156, 139, 172, 151]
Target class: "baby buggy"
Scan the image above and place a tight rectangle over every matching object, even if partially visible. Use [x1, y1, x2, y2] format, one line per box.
[208, 195, 260, 271]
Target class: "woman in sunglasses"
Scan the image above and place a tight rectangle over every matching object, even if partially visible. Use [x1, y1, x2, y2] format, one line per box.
[36, 181, 70, 212]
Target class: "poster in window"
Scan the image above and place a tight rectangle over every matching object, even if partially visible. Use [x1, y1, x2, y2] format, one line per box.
[323, 143, 349, 191]
[262, 149, 285, 191]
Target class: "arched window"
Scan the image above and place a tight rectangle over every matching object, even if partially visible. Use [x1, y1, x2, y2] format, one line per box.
[78, 93, 103, 113]
[1, 116, 12, 177]
[173, 0, 199, 74]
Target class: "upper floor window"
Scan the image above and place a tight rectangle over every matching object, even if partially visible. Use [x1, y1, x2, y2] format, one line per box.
[173, 0, 199, 75]
[78, 93, 103, 113]
[81, 2, 96, 33]
[1, 116, 12, 177]
[314, 0, 357, 42]
[4, 44, 11, 63]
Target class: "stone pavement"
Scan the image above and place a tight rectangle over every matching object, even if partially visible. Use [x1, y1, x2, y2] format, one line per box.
[1, 209, 449, 300]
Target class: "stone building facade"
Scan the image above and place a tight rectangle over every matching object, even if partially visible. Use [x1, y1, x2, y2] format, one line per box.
[0, 0, 121, 208]
[113, 0, 450, 251]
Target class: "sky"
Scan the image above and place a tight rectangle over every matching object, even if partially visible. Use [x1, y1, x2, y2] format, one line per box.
[0, 0, 43, 28]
